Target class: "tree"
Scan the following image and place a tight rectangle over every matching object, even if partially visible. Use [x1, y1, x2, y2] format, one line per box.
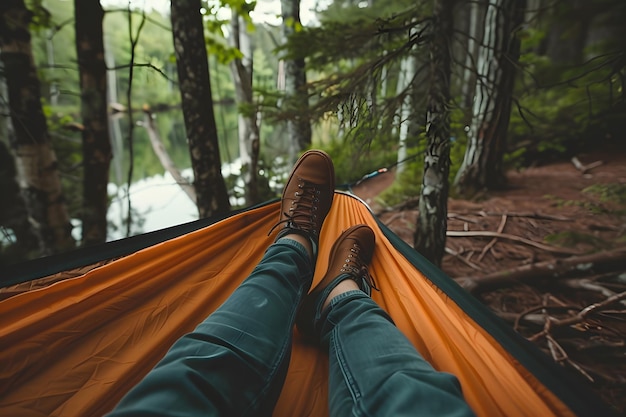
[229, 12, 261, 205]
[75, 0, 112, 245]
[454, 0, 525, 194]
[413, 0, 454, 267]
[280, 0, 311, 163]
[171, 0, 230, 217]
[0, 0, 75, 255]
[0, 140, 38, 262]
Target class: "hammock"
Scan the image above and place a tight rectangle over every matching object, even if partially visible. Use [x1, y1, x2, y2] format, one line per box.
[0, 193, 615, 417]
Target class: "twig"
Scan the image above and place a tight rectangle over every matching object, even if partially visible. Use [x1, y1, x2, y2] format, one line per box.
[446, 230, 581, 255]
[552, 291, 626, 328]
[562, 278, 626, 306]
[517, 304, 580, 334]
[445, 247, 483, 271]
[476, 211, 571, 221]
[447, 213, 480, 223]
[546, 334, 595, 382]
[477, 214, 508, 261]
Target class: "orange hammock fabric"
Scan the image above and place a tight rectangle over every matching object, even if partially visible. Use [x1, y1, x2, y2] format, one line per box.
[0, 193, 585, 416]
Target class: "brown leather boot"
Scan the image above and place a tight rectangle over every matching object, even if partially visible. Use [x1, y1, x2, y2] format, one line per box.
[269, 150, 335, 257]
[296, 224, 377, 341]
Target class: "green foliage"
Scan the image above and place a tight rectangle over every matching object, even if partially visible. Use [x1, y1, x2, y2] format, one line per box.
[378, 105, 467, 206]
[377, 152, 422, 207]
[26, 0, 53, 32]
[583, 183, 626, 205]
[543, 190, 626, 216]
[201, 0, 256, 64]
[507, 6, 626, 164]
[320, 134, 397, 187]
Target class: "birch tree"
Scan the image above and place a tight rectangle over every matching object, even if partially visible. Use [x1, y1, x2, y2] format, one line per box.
[454, 0, 525, 194]
[280, 0, 311, 163]
[460, 0, 485, 109]
[229, 12, 261, 205]
[0, 0, 75, 255]
[75, 0, 112, 245]
[171, 0, 230, 217]
[413, 0, 454, 266]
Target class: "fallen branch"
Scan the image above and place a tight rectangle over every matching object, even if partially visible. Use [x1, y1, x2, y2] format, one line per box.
[446, 230, 582, 255]
[521, 292, 626, 383]
[562, 276, 626, 306]
[140, 108, 196, 204]
[455, 247, 626, 293]
[445, 247, 483, 272]
[551, 290, 626, 328]
[546, 333, 595, 382]
[452, 211, 571, 222]
[571, 156, 604, 175]
[477, 214, 507, 261]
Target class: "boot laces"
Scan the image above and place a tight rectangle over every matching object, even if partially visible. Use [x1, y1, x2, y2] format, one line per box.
[269, 178, 320, 236]
[340, 243, 379, 293]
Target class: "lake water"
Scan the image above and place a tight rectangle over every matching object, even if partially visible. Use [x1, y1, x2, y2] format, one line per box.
[105, 161, 245, 241]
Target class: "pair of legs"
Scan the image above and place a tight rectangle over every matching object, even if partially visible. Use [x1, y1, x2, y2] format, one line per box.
[108, 151, 474, 417]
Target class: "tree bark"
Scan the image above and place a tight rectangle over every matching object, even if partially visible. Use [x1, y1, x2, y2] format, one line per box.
[0, 140, 38, 260]
[75, 0, 112, 246]
[396, 55, 415, 176]
[229, 13, 260, 205]
[454, 0, 525, 195]
[171, 0, 230, 217]
[413, 0, 454, 267]
[280, 0, 311, 163]
[0, 0, 75, 255]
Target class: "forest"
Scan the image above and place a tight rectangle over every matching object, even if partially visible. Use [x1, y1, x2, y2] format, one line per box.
[1, 0, 625, 412]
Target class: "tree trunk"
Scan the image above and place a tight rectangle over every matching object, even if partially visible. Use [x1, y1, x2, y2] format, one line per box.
[171, 0, 230, 217]
[75, 0, 112, 246]
[413, 0, 454, 267]
[280, 0, 311, 163]
[0, 140, 38, 261]
[396, 22, 423, 176]
[454, 0, 525, 195]
[396, 55, 417, 175]
[229, 13, 260, 205]
[0, 0, 75, 256]
[460, 0, 484, 109]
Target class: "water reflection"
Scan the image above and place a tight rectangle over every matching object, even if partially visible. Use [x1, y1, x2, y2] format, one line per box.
[106, 160, 246, 241]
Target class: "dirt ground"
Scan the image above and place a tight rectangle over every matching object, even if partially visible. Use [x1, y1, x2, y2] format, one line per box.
[352, 149, 626, 414]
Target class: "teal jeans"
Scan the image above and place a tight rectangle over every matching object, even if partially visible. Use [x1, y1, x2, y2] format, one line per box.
[109, 239, 474, 417]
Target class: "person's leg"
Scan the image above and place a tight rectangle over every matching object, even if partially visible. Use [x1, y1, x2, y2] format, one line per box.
[109, 150, 335, 417]
[296, 225, 475, 417]
[322, 291, 475, 417]
[109, 237, 312, 417]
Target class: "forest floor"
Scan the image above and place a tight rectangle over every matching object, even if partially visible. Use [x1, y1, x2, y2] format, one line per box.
[352, 147, 626, 414]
